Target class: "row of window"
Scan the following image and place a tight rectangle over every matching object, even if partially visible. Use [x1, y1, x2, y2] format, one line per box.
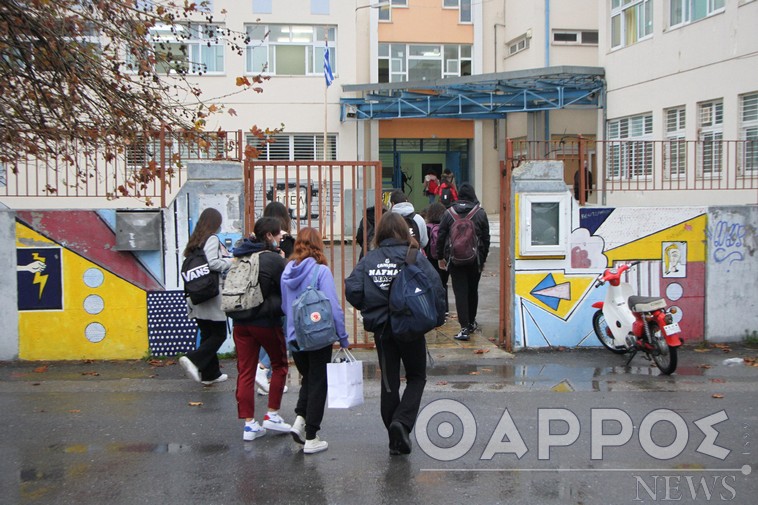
[130, 23, 475, 81]
[379, 1, 472, 24]
[607, 92, 758, 177]
[611, 0, 726, 49]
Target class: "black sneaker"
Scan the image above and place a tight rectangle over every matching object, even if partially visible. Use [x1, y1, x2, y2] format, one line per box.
[454, 327, 470, 341]
[468, 321, 480, 333]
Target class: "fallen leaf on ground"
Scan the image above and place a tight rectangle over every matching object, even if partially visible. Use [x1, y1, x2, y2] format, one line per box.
[436, 381, 448, 386]
[33, 365, 48, 373]
[694, 348, 711, 353]
[188, 402, 203, 407]
[710, 378, 725, 383]
[697, 364, 713, 369]
[68, 409, 81, 413]
[469, 371, 480, 375]
[474, 349, 490, 355]
[744, 357, 756, 363]
[81, 371, 100, 376]
[712, 394, 724, 399]
[481, 368, 493, 372]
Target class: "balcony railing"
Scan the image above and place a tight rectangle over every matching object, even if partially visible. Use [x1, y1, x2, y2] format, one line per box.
[507, 137, 758, 204]
[0, 130, 243, 206]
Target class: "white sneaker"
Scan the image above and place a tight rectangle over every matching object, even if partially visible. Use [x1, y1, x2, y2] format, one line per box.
[262, 412, 292, 433]
[304, 436, 328, 454]
[255, 366, 269, 393]
[179, 356, 200, 383]
[290, 415, 306, 445]
[243, 420, 266, 441]
[201, 373, 228, 386]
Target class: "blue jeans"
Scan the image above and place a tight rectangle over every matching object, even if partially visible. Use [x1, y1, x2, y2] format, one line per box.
[259, 348, 272, 379]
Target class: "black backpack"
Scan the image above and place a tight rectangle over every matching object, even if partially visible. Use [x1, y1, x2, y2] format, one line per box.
[403, 212, 421, 245]
[440, 185, 454, 207]
[388, 246, 443, 342]
[181, 248, 220, 304]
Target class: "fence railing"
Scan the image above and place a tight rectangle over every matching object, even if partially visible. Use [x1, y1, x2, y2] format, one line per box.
[0, 130, 243, 206]
[508, 138, 758, 202]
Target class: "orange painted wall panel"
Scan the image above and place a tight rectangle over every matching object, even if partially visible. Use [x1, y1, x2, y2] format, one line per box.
[380, 119, 473, 139]
[379, 1, 473, 44]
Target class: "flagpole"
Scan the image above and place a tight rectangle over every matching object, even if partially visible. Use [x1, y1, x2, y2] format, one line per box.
[323, 35, 328, 162]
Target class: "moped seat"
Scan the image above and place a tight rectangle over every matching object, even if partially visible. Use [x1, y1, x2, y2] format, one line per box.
[628, 296, 666, 312]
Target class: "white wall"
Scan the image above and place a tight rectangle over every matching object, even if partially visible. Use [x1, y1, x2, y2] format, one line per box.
[0, 210, 19, 359]
[706, 205, 758, 342]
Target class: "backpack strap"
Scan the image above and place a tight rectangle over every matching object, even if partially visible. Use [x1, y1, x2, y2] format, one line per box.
[404, 244, 418, 265]
[465, 204, 481, 220]
[308, 265, 321, 289]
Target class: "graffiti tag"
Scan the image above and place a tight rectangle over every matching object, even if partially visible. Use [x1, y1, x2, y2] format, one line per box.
[710, 220, 746, 266]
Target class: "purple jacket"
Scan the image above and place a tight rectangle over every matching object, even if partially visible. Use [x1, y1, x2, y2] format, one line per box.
[280, 257, 349, 348]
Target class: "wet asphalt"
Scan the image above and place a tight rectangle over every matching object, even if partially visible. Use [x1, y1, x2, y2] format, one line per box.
[2, 247, 758, 504]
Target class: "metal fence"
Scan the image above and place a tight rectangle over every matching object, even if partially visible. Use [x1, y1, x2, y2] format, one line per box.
[0, 130, 243, 206]
[244, 160, 384, 348]
[508, 137, 758, 202]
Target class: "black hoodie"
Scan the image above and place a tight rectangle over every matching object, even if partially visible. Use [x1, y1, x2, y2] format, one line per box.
[436, 184, 490, 266]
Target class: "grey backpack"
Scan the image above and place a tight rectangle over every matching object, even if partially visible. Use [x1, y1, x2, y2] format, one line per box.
[292, 266, 338, 351]
[221, 252, 265, 320]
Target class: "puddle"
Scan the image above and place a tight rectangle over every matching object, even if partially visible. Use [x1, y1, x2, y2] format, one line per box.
[47, 443, 230, 455]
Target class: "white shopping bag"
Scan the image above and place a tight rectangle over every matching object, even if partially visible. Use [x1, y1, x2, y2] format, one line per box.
[327, 349, 364, 409]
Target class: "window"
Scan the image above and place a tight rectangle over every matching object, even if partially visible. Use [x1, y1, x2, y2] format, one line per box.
[552, 30, 599, 45]
[246, 133, 337, 161]
[378, 43, 471, 82]
[606, 113, 654, 178]
[670, 0, 725, 27]
[508, 35, 530, 56]
[610, 0, 653, 49]
[379, 0, 408, 22]
[664, 106, 687, 177]
[698, 100, 723, 175]
[739, 93, 758, 173]
[519, 193, 570, 256]
[443, 0, 473, 23]
[150, 23, 224, 75]
[245, 24, 337, 76]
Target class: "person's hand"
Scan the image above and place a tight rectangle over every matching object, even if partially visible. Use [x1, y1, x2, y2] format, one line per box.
[438, 259, 447, 271]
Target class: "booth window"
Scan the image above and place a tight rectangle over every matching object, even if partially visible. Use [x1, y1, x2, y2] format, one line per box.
[520, 193, 569, 256]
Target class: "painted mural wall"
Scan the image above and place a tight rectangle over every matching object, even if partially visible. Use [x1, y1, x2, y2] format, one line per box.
[14, 211, 163, 360]
[513, 201, 708, 349]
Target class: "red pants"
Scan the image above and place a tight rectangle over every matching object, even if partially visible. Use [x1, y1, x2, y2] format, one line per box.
[233, 324, 288, 420]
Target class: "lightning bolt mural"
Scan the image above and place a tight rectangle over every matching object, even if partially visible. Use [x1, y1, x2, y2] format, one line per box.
[32, 252, 48, 299]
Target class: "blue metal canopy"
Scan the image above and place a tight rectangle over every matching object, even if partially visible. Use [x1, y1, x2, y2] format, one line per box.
[340, 66, 605, 121]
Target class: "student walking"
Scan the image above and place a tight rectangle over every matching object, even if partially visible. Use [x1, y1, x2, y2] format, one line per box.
[435, 183, 490, 341]
[437, 169, 458, 208]
[230, 217, 291, 441]
[389, 189, 428, 248]
[424, 202, 450, 315]
[180, 208, 233, 386]
[281, 228, 350, 454]
[345, 213, 445, 455]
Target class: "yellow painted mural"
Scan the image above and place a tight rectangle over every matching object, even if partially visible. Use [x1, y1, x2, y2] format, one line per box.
[604, 215, 708, 264]
[16, 223, 148, 360]
[515, 271, 596, 319]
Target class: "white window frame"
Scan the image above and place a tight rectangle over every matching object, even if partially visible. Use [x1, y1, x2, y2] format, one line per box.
[442, 0, 472, 24]
[698, 99, 723, 175]
[664, 106, 687, 178]
[379, 0, 408, 22]
[610, 0, 653, 49]
[669, 0, 725, 28]
[552, 30, 599, 45]
[739, 92, 758, 174]
[519, 193, 570, 257]
[507, 35, 530, 57]
[606, 113, 654, 179]
[246, 133, 338, 161]
[150, 23, 225, 75]
[245, 24, 337, 77]
[379, 43, 472, 82]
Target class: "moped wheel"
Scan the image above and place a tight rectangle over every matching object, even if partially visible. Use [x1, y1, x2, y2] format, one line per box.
[592, 310, 627, 354]
[649, 323, 678, 375]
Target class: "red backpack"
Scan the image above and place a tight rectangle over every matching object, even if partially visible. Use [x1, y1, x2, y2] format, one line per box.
[447, 205, 480, 266]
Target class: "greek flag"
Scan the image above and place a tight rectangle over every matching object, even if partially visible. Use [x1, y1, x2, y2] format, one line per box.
[324, 44, 334, 87]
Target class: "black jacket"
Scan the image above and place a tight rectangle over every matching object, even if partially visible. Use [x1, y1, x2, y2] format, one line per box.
[436, 200, 490, 267]
[232, 238, 287, 327]
[345, 238, 445, 333]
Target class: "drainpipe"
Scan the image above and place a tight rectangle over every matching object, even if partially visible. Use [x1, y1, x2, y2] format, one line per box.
[544, 0, 551, 144]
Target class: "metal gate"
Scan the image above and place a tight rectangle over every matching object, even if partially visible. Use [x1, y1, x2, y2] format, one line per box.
[243, 160, 383, 347]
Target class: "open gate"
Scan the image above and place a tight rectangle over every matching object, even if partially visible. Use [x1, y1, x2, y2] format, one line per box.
[243, 160, 383, 348]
